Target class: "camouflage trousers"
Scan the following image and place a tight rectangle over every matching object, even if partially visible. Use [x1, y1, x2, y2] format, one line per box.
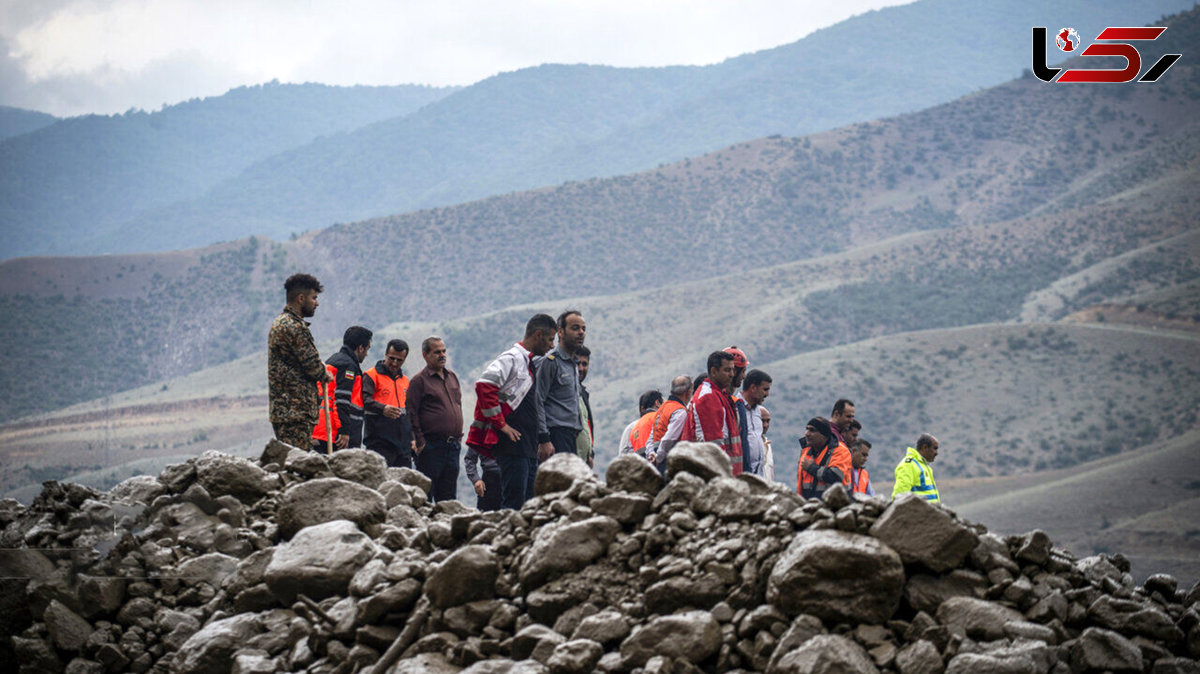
[273, 421, 313, 450]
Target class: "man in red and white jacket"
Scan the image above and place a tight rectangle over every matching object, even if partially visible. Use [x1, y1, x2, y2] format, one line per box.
[466, 314, 557, 510]
[682, 350, 743, 475]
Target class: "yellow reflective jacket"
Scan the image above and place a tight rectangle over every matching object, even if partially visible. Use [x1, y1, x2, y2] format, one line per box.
[892, 446, 940, 503]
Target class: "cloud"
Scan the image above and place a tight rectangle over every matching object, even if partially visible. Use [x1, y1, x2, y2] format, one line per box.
[0, 0, 910, 117]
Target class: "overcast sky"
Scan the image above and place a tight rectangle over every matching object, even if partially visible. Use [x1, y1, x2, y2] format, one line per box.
[0, 0, 910, 118]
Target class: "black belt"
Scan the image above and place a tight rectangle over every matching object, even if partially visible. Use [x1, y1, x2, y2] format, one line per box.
[424, 435, 462, 445]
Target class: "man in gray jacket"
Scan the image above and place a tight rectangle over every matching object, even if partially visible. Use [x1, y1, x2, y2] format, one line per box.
[534, 310, 587, 457]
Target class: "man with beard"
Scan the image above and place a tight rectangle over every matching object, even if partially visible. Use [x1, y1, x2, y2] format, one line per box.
[327, 326, 373, 449]
[467, 314, 557, 509]
[268, 273, 333, 448]
[575, 345, 595, 467]
[362, 339, 415, 468]
[682, 351, 743, 475]
[797, 417, 851, 500]
[534, 310, 587, 456]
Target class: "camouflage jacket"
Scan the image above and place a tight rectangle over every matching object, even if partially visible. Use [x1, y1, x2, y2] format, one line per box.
[268, 307, 326, 424]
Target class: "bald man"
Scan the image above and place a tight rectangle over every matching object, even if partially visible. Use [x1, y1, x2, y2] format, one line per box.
[646, 374, 693, 472]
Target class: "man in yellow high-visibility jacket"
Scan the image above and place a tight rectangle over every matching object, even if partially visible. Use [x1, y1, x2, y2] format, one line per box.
[892, 433, 941, 503]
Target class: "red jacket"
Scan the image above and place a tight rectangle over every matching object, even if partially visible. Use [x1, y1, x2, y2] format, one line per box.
[466, 342, 536, 457]
[312, 364, 341, 445]
[681, 380, 742, 475]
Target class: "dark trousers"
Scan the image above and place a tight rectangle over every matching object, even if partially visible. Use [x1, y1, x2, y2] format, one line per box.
[549, 426, 580, 456]
[496, 454, 537, 510]
[273, 421, 312, 450]
[366, 441, 413, 469]
[478, 459, 503, 512]
[416, 438, 460, 502]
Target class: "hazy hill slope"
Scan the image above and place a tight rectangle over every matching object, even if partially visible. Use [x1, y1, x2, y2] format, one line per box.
[0, 8, 1196, 423]
[953, 430, 1200, 585]
[0, 105, 56, 140]
[0, 82, 457, 258]
[79, 0, 1196, 254]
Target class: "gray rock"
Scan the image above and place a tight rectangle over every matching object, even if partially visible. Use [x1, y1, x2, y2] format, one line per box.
[821, 483, 852, 511]
[387, 503, 426, 529]
[605, 454, 663, 496]
[895, 639, 943, 674]
[194, 451, 270, 503]
[177, 552, 239, 587]
[386, 652, 461, 673]
[425, 545, 499, 608]
[1004, 620, 1057, 644]
[944, 652, 1036, 674]
[771, 634, 880, 674]
[461, 660, 549, 673]
[766, 615, 826, 672]
[644, 573, 726, 614]
[1076, 555, 1122, 586]
[905, 570, 988, 614]
[547, 639, 603, 674]
[329, 448, 389, 489]
[534, 453, 595, 496]
[230, 648, 275, 674]
[520, 516, 620, 588]
[619, 610, 721, 667]
[158, 461, 197, 493]
[77, 576, 125, 618]
[259, 439, 292, 467]
[284, 448, 332, 479]
[173, 613, 262, 674]
[107, 475, 165, 505]
[572, 609, 630, 645]
[1014, 530, 1052, 566]
[936, 597, 1025, 641]
[665, 442, 732, 481]
[1071, 627, 1143, 672]
[264, 519, 377, 603]
[767, 529, 905, 624]
[868, 495, 979, 573]
[590, 493, 652, 525]
[387, 467, 433, 495]
[691, 477, 771, 520]
[44, 599, 94, 651]
[1145, 573, 1179, 597]
[513, 624, 567, 661]
[276, 476, 386, 538]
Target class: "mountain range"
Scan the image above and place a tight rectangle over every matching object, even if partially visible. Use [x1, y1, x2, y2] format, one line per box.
[0, 0, 1193, 259]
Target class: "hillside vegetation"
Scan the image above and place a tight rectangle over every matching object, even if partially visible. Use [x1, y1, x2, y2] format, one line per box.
[1, 0, 1192, 257]
[0, 82, 457, 258]
[1, 3, 1197, 423]
[0, 105, 56, 140]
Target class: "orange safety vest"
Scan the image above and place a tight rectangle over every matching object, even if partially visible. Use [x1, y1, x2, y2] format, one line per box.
[850, 466, 872, 495]
[364, 366, 409, 408]
[629, 410, 658, 451]
[649, 399, 686, 444]
[312, 365, 341, 442]
[797, 441, 852, 498]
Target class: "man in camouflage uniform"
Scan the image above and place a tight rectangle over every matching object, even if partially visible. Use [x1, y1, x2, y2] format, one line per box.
[268, 273, 333, 448]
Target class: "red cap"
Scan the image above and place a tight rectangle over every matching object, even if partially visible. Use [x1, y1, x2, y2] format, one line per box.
[724, 346, 748, 369]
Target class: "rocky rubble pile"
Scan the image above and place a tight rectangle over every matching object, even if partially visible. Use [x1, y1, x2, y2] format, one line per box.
[2, 440, 1199, 674]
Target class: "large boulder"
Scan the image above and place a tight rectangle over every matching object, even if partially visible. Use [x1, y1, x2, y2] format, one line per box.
[1070, 627, 1143, 672]
[520, 517, 620, 589]
[619, 610, 721, 667]
[425, 545, 499, 609]
[263, 520, 377, 603]
[194, 451, 271, 503]
[666, 442, 732, 481]
[868, 495, 979, 573]
[591, 493, 652, 525]
[43, 600, 93, 652]
[534, 453, 595, 496]
[691, 477, 771, 520]
[905, 570, 988, 614]
[329, 448, 388, 489]
[276, 477, 386, 539]
[177, 553, 239, 588]
[605, 454, 662, 496]
[173, 613, 262, 674]
[767, 529, 905, 624]
[107, 475, 165, 505]
[771, 634, 880, 674]
[935, 597, 1024, 641]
